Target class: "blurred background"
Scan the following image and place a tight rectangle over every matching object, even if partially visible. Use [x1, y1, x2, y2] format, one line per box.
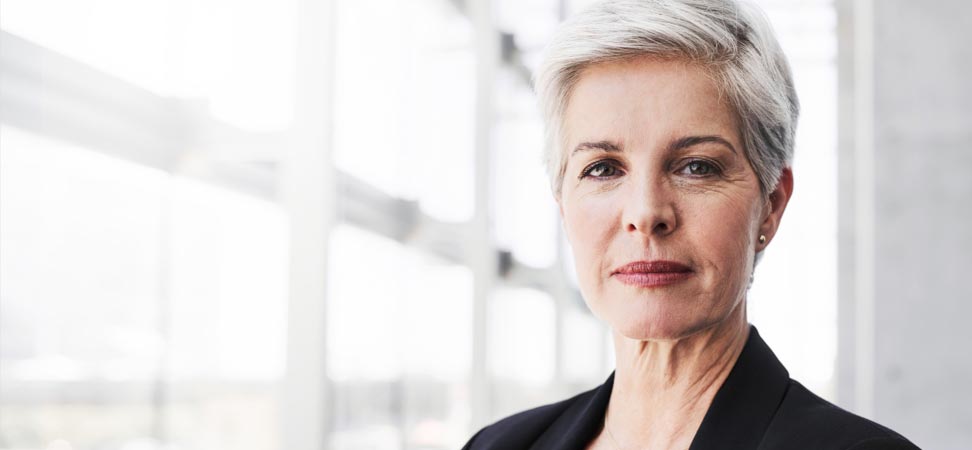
[0, 0, 968, 449]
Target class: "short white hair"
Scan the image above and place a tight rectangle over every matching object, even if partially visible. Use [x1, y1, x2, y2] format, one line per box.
[535, 0, 799, 196]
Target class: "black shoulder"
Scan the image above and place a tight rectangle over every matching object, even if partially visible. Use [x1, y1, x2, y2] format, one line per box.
[761, 380, 920, 450]
[461, 388, 598, 450]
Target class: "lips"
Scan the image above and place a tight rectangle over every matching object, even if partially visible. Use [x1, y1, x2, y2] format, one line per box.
[612, 260, 694, 287]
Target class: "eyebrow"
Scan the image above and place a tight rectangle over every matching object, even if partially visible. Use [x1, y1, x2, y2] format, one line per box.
[571, 140, 623, 156]
[667, 135, 737, 155]
[570, 135, 737, 157]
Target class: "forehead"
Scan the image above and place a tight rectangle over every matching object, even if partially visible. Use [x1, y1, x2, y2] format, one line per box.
[563, 57, 739, 150]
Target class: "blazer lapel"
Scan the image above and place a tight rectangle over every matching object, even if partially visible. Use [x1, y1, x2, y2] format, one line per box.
[529, 373, 614, 450]
[688, 326, 790, 450]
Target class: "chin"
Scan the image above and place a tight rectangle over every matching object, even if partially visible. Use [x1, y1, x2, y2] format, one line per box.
[600, 289, 739, 342]
[612, 314, 707, 341]
[603, 299, 702, 341]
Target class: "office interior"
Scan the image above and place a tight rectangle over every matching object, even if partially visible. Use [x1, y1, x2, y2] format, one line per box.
[0, 0, 968, 449]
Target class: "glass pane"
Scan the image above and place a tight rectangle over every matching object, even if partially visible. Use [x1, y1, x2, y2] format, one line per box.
[491, 68, 558, 268]
[0, 0, 298, 131]
[488, 287, 555, 384]
[487, 287, 558, 420]
[326, 224, 473, 449]
[0, 125, 288, 450]
[161, 176, 288, 450]
[562, 308, 608, 385]
[333, 0, 475, 222]
[1, 126, 166, 449]
[166, 176, 288, 382]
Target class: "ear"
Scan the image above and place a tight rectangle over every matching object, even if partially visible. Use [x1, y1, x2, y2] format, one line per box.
[756, 167, 793, 251]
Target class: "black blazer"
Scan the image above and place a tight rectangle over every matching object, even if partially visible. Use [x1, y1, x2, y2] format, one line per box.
[463, 326, 919, 449]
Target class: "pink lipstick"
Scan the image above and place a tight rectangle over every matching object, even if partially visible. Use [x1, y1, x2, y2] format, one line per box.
[612, 260, 693, 288]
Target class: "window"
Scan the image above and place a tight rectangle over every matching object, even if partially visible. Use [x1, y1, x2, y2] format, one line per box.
[326, 224, 473, 448]
[0, 126, 288, 450]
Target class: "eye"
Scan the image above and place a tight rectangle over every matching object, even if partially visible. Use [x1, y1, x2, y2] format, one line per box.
[580, 160, 622, 179]
[679, 159, 721, 177]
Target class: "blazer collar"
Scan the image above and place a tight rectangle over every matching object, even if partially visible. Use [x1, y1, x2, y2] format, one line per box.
[531, 325, 789, 450]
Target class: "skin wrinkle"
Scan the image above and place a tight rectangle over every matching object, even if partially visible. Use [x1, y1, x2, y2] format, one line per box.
[553, 58, 745, 197]
[558, 56, 792, 450]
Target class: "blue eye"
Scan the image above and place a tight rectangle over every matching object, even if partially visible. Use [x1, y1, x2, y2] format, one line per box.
[680, 160, 720, 177]
[580, 161, 621, 179]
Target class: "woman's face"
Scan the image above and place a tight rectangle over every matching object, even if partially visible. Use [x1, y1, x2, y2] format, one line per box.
[559, 57, 791, 341]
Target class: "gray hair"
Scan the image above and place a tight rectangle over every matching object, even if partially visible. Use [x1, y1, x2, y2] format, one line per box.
[534, 0, 799, 197]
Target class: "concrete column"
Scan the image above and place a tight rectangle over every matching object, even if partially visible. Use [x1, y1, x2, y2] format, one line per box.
[838, 1, 972, 448]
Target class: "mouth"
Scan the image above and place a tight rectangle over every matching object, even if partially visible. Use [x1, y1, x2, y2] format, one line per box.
[612, 260, 694, 288]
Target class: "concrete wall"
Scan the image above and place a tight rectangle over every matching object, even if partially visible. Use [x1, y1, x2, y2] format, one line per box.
[840, 1, 972, 449]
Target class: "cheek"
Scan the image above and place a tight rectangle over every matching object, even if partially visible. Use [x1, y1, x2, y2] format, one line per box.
[563, 196, 619, 279]
[690, 196, 760, 279]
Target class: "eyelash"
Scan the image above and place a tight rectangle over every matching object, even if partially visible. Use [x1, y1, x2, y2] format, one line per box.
[578, 158, 723, 180]
[579, 160, 623, 179]
[677, 159, 723, 177]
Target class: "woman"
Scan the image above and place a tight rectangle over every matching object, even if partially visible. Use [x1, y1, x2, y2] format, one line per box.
[463, 0, 919, 449]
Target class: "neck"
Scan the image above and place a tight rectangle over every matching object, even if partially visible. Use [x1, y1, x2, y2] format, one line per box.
[603, 303, 749, 450]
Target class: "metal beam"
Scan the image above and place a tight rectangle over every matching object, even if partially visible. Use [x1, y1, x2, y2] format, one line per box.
[0, 31, 190, 170]
[0, 31, 280, 201]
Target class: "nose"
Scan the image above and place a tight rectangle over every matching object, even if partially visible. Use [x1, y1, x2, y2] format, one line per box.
[622, 177, 677, 237]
